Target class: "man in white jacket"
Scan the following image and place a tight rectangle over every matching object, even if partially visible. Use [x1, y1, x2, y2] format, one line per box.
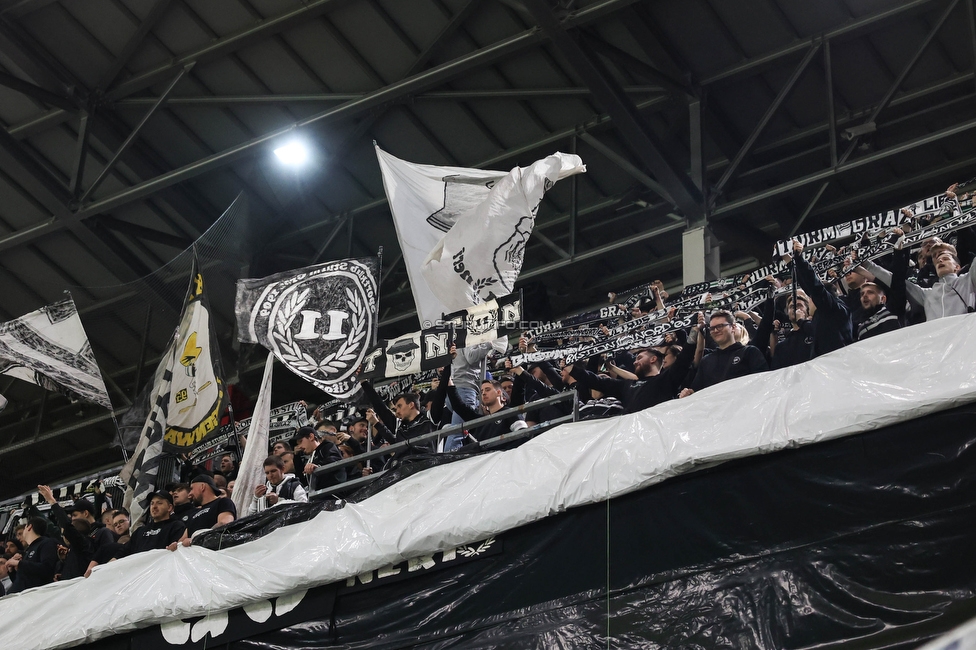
[861, 240, 975, 321]
[247, 455, 308, 516]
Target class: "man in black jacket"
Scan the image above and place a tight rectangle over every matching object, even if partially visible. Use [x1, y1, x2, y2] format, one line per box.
[784, 239, 853, 358]
[856, 281, 902, 341]
[6, 517, 58, 593]
[681, 310, 768, 397]
[128, 492, 186, 554]
[449, 379, 523, 447]
[752, 290, 816, 370]
[36, 485, 93, 580]
[565, 341, 696, 414]
[292, 426, 344, 491]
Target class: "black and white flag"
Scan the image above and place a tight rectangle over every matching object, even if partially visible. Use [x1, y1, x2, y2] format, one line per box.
[236, 258, 378, 399]
[361, 326, 454, 379]
[0, 296, 111, 410]
[421, 153, 585, 311]
[376, 146, 584, 320]
[444, 293, 522, 348]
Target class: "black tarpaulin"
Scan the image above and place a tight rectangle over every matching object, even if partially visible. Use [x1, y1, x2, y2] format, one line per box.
[90, 403, 976, 649]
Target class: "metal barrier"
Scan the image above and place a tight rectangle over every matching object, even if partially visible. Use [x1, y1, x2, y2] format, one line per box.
[309, 390, 579, 498]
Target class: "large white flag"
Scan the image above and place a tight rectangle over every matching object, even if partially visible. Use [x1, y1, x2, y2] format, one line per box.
[422, 153, 585, 312]
[232, 351, 274, 516]
[375, 146, 584, 320]
[376, 146, 507, 325]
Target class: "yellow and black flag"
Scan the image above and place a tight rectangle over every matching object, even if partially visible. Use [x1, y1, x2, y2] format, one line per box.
[163, 262, 228, 453]
[122, 255, 228, 529]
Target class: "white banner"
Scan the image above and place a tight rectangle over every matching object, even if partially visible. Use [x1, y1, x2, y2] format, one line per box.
[232, 352, 274, 516]
[375, 146, 506, 324]
[421, 152, 585, 312]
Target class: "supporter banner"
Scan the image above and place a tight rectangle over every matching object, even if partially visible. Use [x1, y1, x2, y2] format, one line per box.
[773, 185, 972, 257]
[445, 292, 522, 347]
[524, 304, 627, 339]
[0, 296, 112, 410]
[375, 369, 438, 402]
[188, 401, 309, 465]
[163, 267, 228, 453]
[376, 145, 507, 324]
[233, 352, 274, 515]
[421, 152, 585, 311]
[236, 258, 379, 400]
[121, 338, 173, 532]
[361, 326, 454, 380]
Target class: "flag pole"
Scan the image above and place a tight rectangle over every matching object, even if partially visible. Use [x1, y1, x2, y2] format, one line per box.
[373, 246, 383, 348]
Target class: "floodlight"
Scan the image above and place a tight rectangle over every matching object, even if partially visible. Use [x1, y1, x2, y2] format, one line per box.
[274, 140, 310, 166]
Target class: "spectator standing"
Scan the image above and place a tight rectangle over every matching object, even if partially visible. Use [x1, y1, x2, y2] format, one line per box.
[6, 517, 58, 594]
[681, 310, 768, 397]
[247, 455, 308, 515]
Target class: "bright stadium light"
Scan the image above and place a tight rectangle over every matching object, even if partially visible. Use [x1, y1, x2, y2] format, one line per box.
[274, 140, 310, 166]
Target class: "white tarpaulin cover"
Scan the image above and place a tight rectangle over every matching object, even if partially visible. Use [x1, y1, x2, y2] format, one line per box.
[2, 314, 976, 650]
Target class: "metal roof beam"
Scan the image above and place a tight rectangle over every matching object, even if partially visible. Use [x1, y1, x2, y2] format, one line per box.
[0, 70, 75, 111]
[711, 42, 822, 203]
[104, 0, 357, 101]
[98, 0, 174, 91]
[81, 63, 192, 203]
[700, 0, 942, 85]
[110, 86, 662, 106]
[520, 0, 703, 221]
[95, 215, 192, 249]
[788, 0, 961, 236]
[711, 114, 976, 219]
[71, 0, 637, 220]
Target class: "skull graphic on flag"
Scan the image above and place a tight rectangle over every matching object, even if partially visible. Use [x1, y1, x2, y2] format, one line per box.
[386, 336, 422, 375]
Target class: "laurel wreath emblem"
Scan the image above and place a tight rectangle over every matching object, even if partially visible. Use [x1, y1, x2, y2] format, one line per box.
[272, 287, 367, 379]
[457, 536, 495, 557]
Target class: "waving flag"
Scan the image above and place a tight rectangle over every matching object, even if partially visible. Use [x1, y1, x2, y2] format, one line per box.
[421, 152, 584, 312]
[0, 296, 111, 410]
[236, 258, 378, 399]
[376, 146, 507, 325]
[123, 259, 228, 528]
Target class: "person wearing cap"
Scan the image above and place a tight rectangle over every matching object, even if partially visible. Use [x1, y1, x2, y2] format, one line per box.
[35, 485, 95, 581]
[85, 492, 186, 572]
[565, 337, 697, 414]
[291, 427, 344, 492]
[66, 497, 115, 560]
[680, 310, 768, 398]
[167, 483, 195, 526]
[5, 517, 58, 593]
[177, 475, 237, 545]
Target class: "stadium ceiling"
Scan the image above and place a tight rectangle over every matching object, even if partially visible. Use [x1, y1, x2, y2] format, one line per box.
[1, 0, 975, 496]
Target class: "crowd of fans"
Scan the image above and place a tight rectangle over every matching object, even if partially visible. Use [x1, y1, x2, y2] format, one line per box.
[2, 220, 974, 597]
